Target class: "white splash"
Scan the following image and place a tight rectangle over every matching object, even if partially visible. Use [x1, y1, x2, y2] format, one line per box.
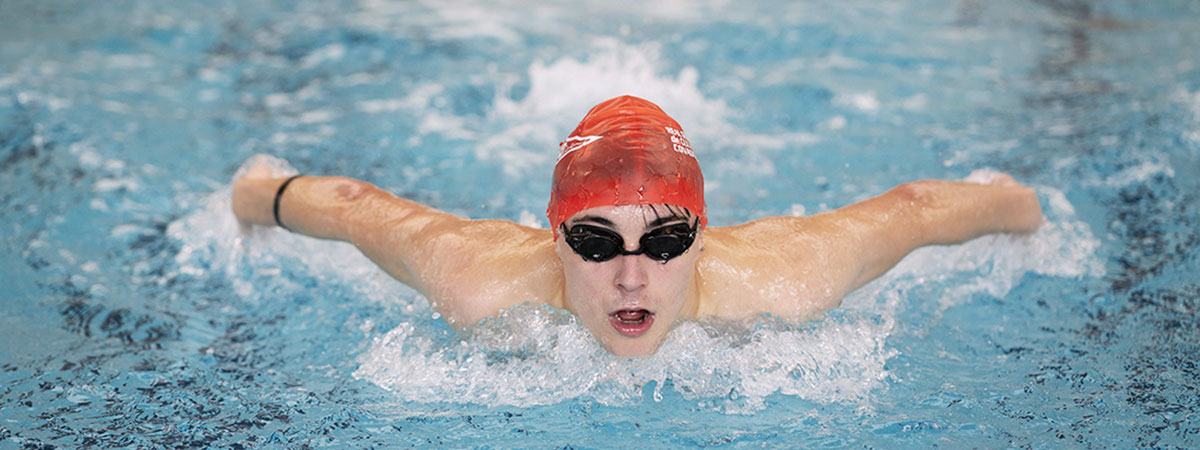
[476, 40, 815, 178]
[350, 0, 526, 43]
[475, 40, 728, 177]
[835, 91, 880, 113]
[1176, 86, 1200, 144]
[846, 172, 1104, 319]
[1088, 158, 1176, 188]
[353, 304, 895, 413]
[170, 156, 414, 306]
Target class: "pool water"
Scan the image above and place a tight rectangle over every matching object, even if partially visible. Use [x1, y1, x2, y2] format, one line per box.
[2, 0, 1199, 447]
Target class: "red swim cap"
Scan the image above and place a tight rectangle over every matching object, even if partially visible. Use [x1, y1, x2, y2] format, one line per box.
[547, 95, 705, 237]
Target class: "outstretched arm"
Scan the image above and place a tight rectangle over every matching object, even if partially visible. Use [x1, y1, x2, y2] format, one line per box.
[810, 174, 1043, 294]
[231, 162, 464, 291]
[231, 160, 562, 326]
[695, 173, 1042, 321]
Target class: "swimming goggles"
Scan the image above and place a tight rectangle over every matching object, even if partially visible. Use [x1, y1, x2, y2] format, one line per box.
[561, 218, 699, 263]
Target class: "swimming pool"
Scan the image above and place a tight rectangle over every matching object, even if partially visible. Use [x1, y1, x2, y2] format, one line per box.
[2, 0, 1198, 447]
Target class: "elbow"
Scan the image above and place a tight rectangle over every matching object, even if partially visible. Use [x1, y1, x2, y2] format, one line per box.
[883, 180, 950, 246]
[889, 180, 944, 208]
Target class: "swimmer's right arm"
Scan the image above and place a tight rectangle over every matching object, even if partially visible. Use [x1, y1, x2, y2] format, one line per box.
[231, 164, 461, 291]
[231, 163, 563, 324]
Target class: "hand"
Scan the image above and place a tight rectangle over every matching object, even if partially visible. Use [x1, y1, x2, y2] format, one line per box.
[232, 153, 297, 181]
[964, 168, 1018, 187]
[963, 169, 1043, 230]
[231, 154, 297, 228]
[984, 172, 1020, 187]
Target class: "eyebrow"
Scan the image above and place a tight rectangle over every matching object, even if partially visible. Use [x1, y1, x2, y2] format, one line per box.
[571, 215, 615, 227]
[570, 214, 690, 229]
[648, 216, 689, 228]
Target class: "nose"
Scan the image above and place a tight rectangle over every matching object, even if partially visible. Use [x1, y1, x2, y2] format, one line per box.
[613, 254, 648, 293]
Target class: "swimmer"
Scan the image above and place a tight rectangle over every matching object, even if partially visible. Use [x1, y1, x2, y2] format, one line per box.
[232, 95, 1043, 356]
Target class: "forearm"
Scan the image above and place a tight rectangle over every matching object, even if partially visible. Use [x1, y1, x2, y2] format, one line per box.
[232, 172, 462, 288]
[841, 179, 1042, 288]
[899, 180, 1042, 245]
[232, 175, 377, 241]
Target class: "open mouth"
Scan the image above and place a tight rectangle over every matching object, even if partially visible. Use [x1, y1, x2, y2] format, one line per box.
[609, 309, 654, 337]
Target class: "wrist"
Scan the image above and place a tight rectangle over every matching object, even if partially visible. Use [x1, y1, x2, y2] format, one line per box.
[232, 176, 290, 226]
[274, 175, 305, 231]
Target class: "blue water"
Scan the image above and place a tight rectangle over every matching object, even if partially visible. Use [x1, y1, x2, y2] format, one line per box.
[2, 0, 1199, 447]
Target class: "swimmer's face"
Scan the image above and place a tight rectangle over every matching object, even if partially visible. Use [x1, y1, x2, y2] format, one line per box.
[556, 204, 703, 357]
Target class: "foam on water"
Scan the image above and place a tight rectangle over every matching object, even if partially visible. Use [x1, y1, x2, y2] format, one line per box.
[845, 170, 1104, 320]
[352, 305, 895, 413]
[170, 156, 416, 307]
[477, 41, 817, 181]
[1173, 86, 1200, 145]
[351, 0, 527, 43]
[349, 0, 807, 44]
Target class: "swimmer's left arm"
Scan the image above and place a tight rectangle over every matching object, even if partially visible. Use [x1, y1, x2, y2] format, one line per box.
[797, 174, 1042, 299]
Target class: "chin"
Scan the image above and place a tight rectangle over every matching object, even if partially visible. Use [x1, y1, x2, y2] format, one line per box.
[606, 344, 656, 357]
[601, 333, 664, 357]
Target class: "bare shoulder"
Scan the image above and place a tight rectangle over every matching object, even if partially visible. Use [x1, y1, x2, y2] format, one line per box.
[695, 216, 852, 320]
[415, 219, 564, 328]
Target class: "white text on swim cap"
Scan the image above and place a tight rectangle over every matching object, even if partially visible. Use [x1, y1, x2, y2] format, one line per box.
[665, 126, 695, 158]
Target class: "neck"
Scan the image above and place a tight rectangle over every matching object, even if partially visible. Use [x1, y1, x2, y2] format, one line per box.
[678, 263, 704, 319]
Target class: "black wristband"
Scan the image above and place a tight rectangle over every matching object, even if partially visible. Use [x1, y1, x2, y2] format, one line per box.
[273, 174, 304, 231]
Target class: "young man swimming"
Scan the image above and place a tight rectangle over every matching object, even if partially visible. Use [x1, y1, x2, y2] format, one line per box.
[232, 95, 1043, 356]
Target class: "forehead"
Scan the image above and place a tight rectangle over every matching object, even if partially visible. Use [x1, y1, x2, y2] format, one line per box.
[566, 204, 694, 227]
